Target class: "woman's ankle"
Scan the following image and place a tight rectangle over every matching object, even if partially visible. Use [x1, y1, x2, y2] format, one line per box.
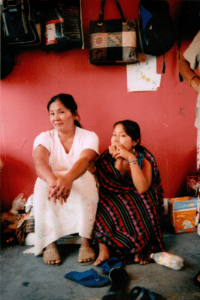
[46, 242, 57, 250]
[80, 237, 91, 248]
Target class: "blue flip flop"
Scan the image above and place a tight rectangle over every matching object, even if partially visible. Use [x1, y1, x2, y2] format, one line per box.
[101, 257, 123, 274]
[130, 286, 163, 300]
[102, 286, 163, 300]
[64, 268, 110, 288]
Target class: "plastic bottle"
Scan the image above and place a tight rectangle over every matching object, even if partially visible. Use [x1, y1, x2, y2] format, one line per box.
[197, 223, 200, 236]
[150, 252, 184, 270]
[195, 194, 200, 236]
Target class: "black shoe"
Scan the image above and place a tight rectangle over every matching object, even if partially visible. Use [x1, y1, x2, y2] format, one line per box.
[108, 267, 129, 294]
[102, 292, 132, 300]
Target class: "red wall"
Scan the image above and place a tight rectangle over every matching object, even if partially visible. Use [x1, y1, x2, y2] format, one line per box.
[0, 0, 198, 211]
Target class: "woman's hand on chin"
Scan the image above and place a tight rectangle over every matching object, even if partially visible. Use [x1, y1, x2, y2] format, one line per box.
[109, 143, 124, 159]
[110, 142, 134, 161]
[109, 144, 117, 157]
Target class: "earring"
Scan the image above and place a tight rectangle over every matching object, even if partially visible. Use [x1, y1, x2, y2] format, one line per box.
[133, 148, 136, 155]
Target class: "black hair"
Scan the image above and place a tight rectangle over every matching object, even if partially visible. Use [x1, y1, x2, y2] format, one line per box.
[47, 93, 81, 128]
[114, 120, 142, 152]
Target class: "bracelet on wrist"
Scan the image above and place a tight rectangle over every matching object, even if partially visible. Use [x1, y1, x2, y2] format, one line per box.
[128, 158, 138, 164]
[188, 74, 199, 87]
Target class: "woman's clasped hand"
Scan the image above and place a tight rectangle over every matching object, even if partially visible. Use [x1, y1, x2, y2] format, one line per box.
[47, 174, 73, 205]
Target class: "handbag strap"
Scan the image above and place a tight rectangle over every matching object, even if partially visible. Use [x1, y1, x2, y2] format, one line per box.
[3, 0, 20, 9]
[99, 0, 126, 24]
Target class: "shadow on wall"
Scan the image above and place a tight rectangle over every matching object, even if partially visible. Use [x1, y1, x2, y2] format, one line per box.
[175, 147, 197, 197]
[0, 157, 36, 212]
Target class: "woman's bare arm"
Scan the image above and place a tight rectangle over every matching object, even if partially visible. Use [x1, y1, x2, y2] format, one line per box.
[178, 53, 200, 94]
[33, 145, 57, 184]
[129, 158, 152, 194]
[110, 142, 152, 194]
[49, 149, 98, 198]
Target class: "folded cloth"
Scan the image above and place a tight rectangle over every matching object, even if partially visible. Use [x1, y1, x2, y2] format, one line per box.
[16, 216, 35, 245]
[64, 268, 110, 288]
[25, 194, 34, 217]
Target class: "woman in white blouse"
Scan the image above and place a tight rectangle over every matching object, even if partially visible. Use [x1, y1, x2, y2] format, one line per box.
[32, 94, 99, 265]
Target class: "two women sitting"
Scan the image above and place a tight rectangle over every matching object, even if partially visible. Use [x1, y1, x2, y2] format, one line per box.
[32, 93, 165, 265]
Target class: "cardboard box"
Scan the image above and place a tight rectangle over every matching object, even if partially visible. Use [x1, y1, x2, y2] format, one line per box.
[168, 197, 197, 233]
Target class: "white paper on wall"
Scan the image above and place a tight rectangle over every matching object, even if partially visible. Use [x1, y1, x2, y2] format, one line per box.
[126, 55, 161, 92]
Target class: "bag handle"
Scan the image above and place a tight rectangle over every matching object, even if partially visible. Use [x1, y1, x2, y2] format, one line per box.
[99, 0, 126, 24]
[3, 0, 20, 9]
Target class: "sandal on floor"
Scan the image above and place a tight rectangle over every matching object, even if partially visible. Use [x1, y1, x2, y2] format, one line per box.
[193, 271, 200, 287]
[43, 248, 61, 266]
[101, 257, 123, 274]
[102, 286, 163, 300]
[130, 286, 163, 300]
[102, 292, 132, 300]
[64, 268, 110, 288]
[108, 267, 129, 294]
[78, 246, 96, 264]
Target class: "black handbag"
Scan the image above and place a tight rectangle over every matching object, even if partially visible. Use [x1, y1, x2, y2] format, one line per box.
[89, 0, 138, 65]
[138, 0, 175, 57]
[42, 0, 84, 53]
[1, 0, 40, 46]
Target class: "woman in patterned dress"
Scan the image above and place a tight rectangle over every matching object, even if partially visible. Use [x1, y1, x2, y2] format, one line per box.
[93, 120, 165, 265]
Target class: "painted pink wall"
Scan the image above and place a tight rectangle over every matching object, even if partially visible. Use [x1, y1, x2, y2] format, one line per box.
[0, 0, 198, 211]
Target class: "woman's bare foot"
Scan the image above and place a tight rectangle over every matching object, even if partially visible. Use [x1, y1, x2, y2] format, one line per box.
[194, 272, 200, 287]
[78, 237, 95, 263]
[135, 254, 149, 265]
[93, 243, 109, 266]
[43, 242, 61, 265]
[6, 236, 15, 243]
[134, 254, 140, 263]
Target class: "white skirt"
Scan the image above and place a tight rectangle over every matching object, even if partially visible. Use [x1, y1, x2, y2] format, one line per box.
[33, 171, 98, 255]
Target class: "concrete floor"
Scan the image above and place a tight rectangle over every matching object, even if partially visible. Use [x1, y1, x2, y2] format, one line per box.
[0, 232, 200, 300]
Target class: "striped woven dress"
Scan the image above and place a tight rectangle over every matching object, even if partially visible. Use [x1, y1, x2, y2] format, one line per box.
[93, 147, 165, 261]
